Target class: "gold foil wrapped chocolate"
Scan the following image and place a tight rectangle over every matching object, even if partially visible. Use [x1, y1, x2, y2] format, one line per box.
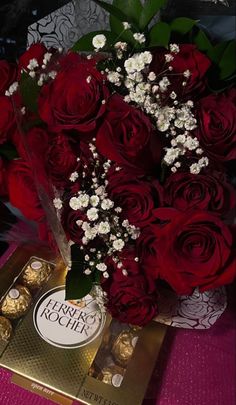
[0, 316, 12, 341]
[112, 330, 137, 367]
[1, 285, 32, 319]
[98, 365, 124, 387]
[21, 259, 52, 289]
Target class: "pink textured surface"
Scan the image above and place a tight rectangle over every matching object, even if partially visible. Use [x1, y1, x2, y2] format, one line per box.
[0, 285, 235, 405]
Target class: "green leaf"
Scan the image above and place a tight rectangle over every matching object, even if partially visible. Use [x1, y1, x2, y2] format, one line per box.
[65, 270, 93, 300]
[92, 0, 134, 26]
[219, 41, 236, 79]
[139, 0, 167, 30]
[65, 245, 92, 300]
[110, 15, 137, 46]
[207, 41, 229, 64]
[19, 72, 40, 114]
[112, 0, 143, 27]
[171, 17, 197, 34]
[193, 29, 213, 52]
[0, 142, 18, 160]
[71, 30, 115, 51]
[148, 22, 170, 48]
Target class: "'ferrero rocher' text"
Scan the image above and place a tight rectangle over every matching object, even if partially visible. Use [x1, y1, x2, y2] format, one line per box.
[40, 298, 96, 335]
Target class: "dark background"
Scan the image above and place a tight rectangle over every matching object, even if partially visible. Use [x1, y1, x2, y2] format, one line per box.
[0, 0, 235, 60]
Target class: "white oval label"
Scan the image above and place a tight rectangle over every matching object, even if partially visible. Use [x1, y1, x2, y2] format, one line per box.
[31, 261, 43, 270]
[33, 286, 105, 349]
[8, 288, 20, 299]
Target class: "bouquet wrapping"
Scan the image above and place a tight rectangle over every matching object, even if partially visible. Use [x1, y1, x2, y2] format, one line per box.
[1, 0, 236, 328]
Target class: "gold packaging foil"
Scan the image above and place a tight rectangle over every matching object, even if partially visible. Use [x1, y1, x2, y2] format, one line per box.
[112, 330, 136, 367]
[0, 316, 12, 341]
[98, 365, 125, 387]
[1, 285, 32, 319]
[21, 259, 52, 289]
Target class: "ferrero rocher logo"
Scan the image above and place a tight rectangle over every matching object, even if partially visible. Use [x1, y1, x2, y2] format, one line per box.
[33, 286, 105, 348]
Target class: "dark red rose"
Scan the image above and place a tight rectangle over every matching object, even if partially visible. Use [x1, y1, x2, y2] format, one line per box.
[0, 96, 17, 144]
[19, 43, 47, 72]
[38, 52, 110, 133]
[164, 171, 236, 216]
[61, 204, 86, 244]
[103, 249, 159, 326]
[151, 44, 211, 98]
[46, 133, 78, 188]
[7, 159, 44, 221]
[0, 60, 17, 96]
[96, 95, 161, 175]
[137, 223, 161, 280]
[107, 169, 163, 227]
[0, 157, 8, 197]
[150, 208, 236, 295]
[195, 88, 236, 162]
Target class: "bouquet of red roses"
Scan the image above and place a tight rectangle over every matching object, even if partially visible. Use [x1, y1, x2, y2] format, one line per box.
[0, 0, 236, 326]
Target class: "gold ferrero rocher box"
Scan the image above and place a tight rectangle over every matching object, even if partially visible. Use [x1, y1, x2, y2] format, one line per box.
[0, 245, 167, 405]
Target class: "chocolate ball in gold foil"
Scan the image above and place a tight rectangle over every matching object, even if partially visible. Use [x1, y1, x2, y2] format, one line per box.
[1, 285, 32, 319]
[112, 331, 136, 367]
[98, 365, 124, 387]
[21, 259, 52, 289]
[0, 316, 12, 341]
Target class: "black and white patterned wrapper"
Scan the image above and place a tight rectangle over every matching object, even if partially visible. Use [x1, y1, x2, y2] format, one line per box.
[27, 0, 228, 330]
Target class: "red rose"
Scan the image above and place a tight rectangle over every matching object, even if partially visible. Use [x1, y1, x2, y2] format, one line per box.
[0, 96, 17, 144]
[107, 169, 163, 227]
[61, 204, 86, 244]
[46, 133, 78, 188]
[38, 53, 110, 133]
[151, 44, 211, 98]
[103, 249, 159, 326]
[96, 95, 161, 174]
[151, 208, 236, 295]
[164, 171, 236, 216]
[0, 157, 8, 197]
[7, 159, 44, 221]
[0, 60, 17, 96]
[19, 43, 47, 72]
[195, 89, 236, 161]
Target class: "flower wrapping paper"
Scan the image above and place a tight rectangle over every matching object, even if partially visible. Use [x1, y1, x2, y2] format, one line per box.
[25, 0, 229, 330]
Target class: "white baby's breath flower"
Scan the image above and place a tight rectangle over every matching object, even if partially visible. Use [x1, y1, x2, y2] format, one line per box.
[84, 269, 92, 275]
[96, 263, 107, 272]
[78, 194, 89, 208]
[85, 227, 97, 240]
[165, 53, 174, 62]
[141, 51, 152, 65]
[148, 72, 156, 81]
[133, 33, 146, 44]
[69, 197, 80, 210]
[123, 22, 131, 30]
[190, 163, 201, 174]
[101, 199, 114, 210]
[169, 43, 180, 53]
[87, 207, 98, 221]
[53, 198, 63, 209]
[69, 171, 79, 182]
[27, 58, 38, 70]
[113, 239, 125, 251]
[90, 195, 100, 207]
[92, 34, 106, 49]
[98, 221, 110, 234]
[95, 186, 106, 196]
[183, 69, 191, 78]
